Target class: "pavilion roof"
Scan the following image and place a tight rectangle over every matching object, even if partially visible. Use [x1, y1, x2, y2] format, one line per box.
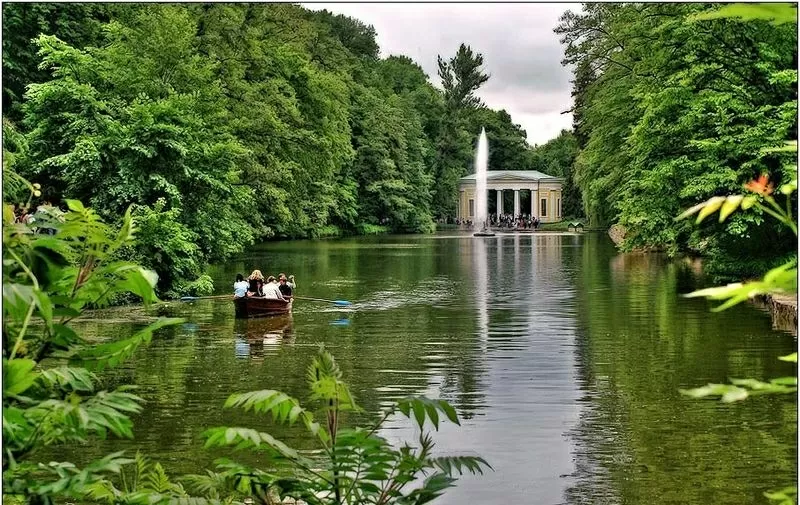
[459, 170, 563, 182]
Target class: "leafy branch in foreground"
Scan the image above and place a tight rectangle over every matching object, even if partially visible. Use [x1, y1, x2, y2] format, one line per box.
[677, 160, 797, 403]
[184, 349, 490, 505]
[677, 160, 797, 312]
[2, 168, 183, 504]
[676, 8, 797, 499]
[677, 165, 798, 505]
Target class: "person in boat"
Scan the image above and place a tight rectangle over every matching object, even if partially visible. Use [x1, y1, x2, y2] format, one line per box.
[278, 273, 293, 299]
[234, 273, 249, 299]
[287, 274, 296, 291]
[247, 270, 266, 297]
[262, 275, 287, 300]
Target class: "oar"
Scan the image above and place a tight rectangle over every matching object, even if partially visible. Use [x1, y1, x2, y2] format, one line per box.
[294, 296, 353, 307]
[179, 294, 232, 302]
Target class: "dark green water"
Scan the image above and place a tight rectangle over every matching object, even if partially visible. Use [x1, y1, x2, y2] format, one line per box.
[57, 232, 796, 504]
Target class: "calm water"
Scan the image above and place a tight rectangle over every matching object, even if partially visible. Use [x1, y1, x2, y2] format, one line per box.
[55, 232, 796, 504]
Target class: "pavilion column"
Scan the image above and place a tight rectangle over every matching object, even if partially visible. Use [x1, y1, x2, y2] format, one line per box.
[513, 190, 520, 217]
[496, 189, 503, 217]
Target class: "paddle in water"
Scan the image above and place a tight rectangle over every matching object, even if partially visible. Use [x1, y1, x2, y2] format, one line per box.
[294, 296, 352, 306]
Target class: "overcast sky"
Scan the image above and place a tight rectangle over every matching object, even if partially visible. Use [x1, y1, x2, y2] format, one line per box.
[304, 3, 579, 146]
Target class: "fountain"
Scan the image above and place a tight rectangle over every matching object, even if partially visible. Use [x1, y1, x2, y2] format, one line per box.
[473, 127, 495, 237]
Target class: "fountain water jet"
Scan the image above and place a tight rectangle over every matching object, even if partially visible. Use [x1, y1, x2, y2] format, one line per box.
[473, 127, 495, 237]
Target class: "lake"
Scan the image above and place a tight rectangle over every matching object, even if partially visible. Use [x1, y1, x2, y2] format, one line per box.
[57, 231, 796, 504]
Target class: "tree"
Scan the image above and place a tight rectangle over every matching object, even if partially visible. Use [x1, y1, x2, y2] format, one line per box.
[529, 130, 583, 217]
[556, 3, 797, 276]
[19, 5, 254, 294]
[433, 44, 490, 219]
[1, 3, 121, 120]
[466, 108, 532, 172]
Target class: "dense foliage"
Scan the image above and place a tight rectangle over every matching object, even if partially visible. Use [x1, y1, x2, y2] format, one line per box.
[3, 3, 552, 296]
[2, 174, 184, 503]
[556, 3, 797, 278]
[528, 130, 582, 218]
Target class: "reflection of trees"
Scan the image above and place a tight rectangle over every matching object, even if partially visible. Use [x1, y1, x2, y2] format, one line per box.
[566, 233, 797, 505]
[40, 235, 492, 477]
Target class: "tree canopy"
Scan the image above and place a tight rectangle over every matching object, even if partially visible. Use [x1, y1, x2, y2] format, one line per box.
[3, 3, 542, 295]
[556, 3, 797, 277]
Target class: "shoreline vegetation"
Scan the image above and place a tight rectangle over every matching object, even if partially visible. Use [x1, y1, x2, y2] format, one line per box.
[2, 4, 797, 504]
[2, 3, 582, 299]
[3, 2, 796, 301]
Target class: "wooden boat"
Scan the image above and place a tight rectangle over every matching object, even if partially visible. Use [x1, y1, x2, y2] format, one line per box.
[234, 296, 293, 318]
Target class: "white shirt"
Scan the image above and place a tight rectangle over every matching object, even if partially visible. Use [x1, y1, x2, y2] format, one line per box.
[263, 282, 285, 300]
[233, 280, 249, 298]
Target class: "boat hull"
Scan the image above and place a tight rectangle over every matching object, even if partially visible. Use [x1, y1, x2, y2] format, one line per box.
[234, 297, 292, 318]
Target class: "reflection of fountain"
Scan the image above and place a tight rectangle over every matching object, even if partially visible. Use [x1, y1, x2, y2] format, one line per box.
[473, 128, 495, 237]
[473, 236, 489, 356]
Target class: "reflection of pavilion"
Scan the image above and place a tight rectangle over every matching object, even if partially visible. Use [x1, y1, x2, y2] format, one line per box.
[458, 170, 564, 222]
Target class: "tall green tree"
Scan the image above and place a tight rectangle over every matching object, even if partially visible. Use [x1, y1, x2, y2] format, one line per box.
[465, 108, 532, 172]
[433, 44, 490, 219]
[556, 3, 797, 276]
[529, 130, 583, 217]
[19, 5, 254, 294]
[1, 3, 121, 120]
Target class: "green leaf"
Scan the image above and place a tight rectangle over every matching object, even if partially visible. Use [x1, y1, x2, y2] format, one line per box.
[696, 196, 725, 223]
[680, 383, 749, 402]
[4, 358, 39, 396]
[438, 400, 459, 425]
[412, 400, 426, 428]
[778, 353, 797, 363]
[64, 199, 86, 212]
[432, 456, 492, 475]
[741, 195, 758, 210]
[39, 366, 96, 392]
[718, 195, 744, 222]
[424, 402, 440, 430]
[691, 3, 798, 25]
[202, 427, 303, 462]
[675, 200, 708, 221]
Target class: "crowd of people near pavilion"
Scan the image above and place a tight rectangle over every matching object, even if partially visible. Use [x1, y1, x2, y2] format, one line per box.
[451, 214, 541, 229]
[489, 213, 540, 229]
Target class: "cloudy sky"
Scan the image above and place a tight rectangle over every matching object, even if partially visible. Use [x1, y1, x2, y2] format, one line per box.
[305, 3, 579, 146]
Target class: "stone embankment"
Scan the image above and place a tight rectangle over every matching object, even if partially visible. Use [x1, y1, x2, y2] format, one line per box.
[754, 293, 798, 336]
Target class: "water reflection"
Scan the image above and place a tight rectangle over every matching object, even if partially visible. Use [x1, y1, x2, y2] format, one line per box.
[566, 234, 796, 505]
[399, 233, 582, 505]
[233, 315, 295, 360]
[39, 232, 795, 505]
[474, 237, 490, 357]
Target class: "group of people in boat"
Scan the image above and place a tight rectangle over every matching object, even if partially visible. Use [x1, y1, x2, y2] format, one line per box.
[233, 270, 295, 300]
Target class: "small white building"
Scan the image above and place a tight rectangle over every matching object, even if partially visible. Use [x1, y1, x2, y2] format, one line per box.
[457, 170, 564, 223]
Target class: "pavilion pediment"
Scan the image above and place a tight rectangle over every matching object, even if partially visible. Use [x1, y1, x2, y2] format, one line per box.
[487, 174, 541, 182]
[459, 170, 563, 184]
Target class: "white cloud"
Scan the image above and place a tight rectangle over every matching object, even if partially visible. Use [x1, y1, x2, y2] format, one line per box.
[304, 2, 579, 145]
